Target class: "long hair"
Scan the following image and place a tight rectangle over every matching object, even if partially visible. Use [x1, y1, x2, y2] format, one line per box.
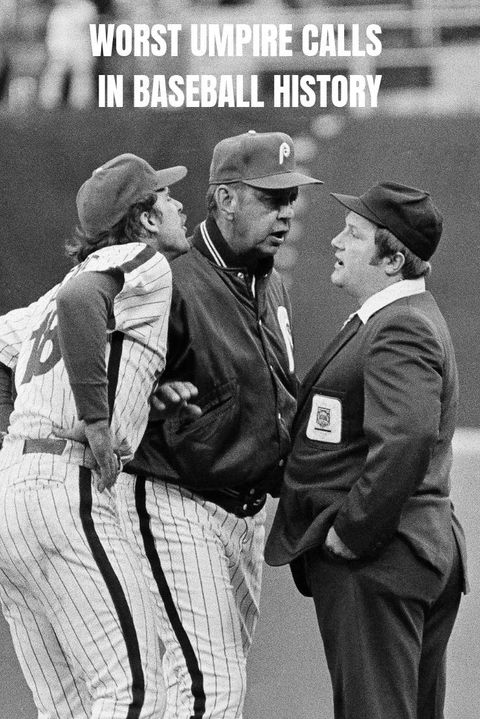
[65, 194, 159, 264]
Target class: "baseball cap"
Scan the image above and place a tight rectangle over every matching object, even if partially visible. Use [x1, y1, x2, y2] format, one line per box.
[330, 182, 443, 260]
[209, 130, 323, 189]
[77, 153, 187, 234]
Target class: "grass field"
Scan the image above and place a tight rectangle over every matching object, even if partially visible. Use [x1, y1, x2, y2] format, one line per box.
[0, 429, 477, 719]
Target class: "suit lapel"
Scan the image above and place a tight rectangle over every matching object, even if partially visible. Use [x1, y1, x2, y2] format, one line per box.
[295, 315, 363, 423]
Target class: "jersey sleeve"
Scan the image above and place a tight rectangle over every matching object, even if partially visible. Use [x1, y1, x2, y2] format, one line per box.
[58, 243, 171, 423]
[56, 270, 123, 423]
[80, 243, 172, 337]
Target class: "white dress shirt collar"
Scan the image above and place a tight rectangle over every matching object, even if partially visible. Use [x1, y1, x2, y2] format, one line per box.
[356, 278, 426, 325]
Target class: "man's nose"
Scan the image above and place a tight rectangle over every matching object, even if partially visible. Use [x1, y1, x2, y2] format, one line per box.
[331, 231, 344, 249]
[278, 203, 295, 220]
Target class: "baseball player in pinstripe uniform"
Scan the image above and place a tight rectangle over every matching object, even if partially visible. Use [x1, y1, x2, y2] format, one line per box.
[115, 132, 323, 719]
[0, 153, 190, 719]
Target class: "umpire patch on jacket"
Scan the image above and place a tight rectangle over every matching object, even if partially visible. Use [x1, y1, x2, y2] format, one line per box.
[306, 394, 342, 443]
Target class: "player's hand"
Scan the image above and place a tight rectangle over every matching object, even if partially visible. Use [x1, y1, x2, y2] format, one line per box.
[83, 419, 120, 493]
[150, 381, 202, 423]
[54, 419, 120, 492]
[53, 419, 129, 492]
[324, 526, 358, 560]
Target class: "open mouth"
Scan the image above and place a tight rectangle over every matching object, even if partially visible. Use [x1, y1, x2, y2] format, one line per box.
[271, 230, 286, 240]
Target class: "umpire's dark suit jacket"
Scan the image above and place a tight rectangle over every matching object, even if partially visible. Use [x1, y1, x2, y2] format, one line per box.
[265, 290, 468, 595]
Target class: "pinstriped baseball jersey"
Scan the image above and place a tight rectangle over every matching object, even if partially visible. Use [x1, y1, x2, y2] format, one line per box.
[0, 242, 171, 464]
[0, 240, 171, 719]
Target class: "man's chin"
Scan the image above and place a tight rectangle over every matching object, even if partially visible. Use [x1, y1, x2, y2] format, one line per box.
[261, 243, 282, 256]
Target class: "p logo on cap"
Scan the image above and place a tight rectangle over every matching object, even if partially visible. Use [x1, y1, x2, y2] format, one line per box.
[209, 131, 323, 190]
[279, 141, 290, 166]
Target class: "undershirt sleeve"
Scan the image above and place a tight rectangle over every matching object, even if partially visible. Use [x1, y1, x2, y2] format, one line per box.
[56, 270, 123, 423]
[0, 361, 14, 435]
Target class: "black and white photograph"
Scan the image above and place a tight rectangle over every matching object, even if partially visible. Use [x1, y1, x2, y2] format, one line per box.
[0, 1, 478, 717]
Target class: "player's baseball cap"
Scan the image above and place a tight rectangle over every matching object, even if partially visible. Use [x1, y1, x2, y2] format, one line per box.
[330, 182, 443, 260]
[209, 130, 323, 189]
[77, 153, 187, 234]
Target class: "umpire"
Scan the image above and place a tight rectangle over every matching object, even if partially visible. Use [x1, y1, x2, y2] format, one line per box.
[265, 182, 468, 719]
[118, 131, 322, 719]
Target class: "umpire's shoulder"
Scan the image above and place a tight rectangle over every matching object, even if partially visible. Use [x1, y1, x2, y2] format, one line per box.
[365, 294, 447, 366]
[367, 292, 441, 335]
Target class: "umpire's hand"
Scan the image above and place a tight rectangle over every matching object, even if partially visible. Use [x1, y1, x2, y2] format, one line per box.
[324, 527, 358, 560]
[150, 381, 202, 423]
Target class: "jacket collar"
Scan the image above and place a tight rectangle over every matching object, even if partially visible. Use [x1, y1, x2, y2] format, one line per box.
[357, 278, 426, 324]
[192, 216, 274, 276]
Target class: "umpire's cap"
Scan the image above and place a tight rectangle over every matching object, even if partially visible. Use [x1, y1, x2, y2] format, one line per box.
[209, 130, 323, 190]
[330, 182, 443, 260]
[77, 153, 187, 235]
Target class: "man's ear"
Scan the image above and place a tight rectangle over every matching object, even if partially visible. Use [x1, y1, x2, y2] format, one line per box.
[139, 209, 158, 233]
[385, 251, 406, 276]
[215, 185, 237, 221]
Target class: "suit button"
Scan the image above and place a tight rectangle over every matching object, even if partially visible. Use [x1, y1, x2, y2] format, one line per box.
[279, 459, 285, 467]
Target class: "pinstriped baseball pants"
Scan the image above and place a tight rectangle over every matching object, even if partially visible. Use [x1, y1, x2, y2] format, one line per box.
[0, 457, 163, 719]
[116, 474, 266, 719]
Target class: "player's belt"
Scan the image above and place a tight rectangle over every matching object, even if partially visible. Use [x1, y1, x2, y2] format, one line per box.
[23, 439, 67, 455]
[21, 438, 96, 468]
[196, 485, 267, 518]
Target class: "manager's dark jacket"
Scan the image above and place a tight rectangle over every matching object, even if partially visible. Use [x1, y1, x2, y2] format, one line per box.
[265, 289, 467, 595]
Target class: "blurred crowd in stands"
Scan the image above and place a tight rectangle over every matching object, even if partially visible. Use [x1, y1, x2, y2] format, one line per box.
[0, 0, 305, 110]
[1, 0, 479, 111]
